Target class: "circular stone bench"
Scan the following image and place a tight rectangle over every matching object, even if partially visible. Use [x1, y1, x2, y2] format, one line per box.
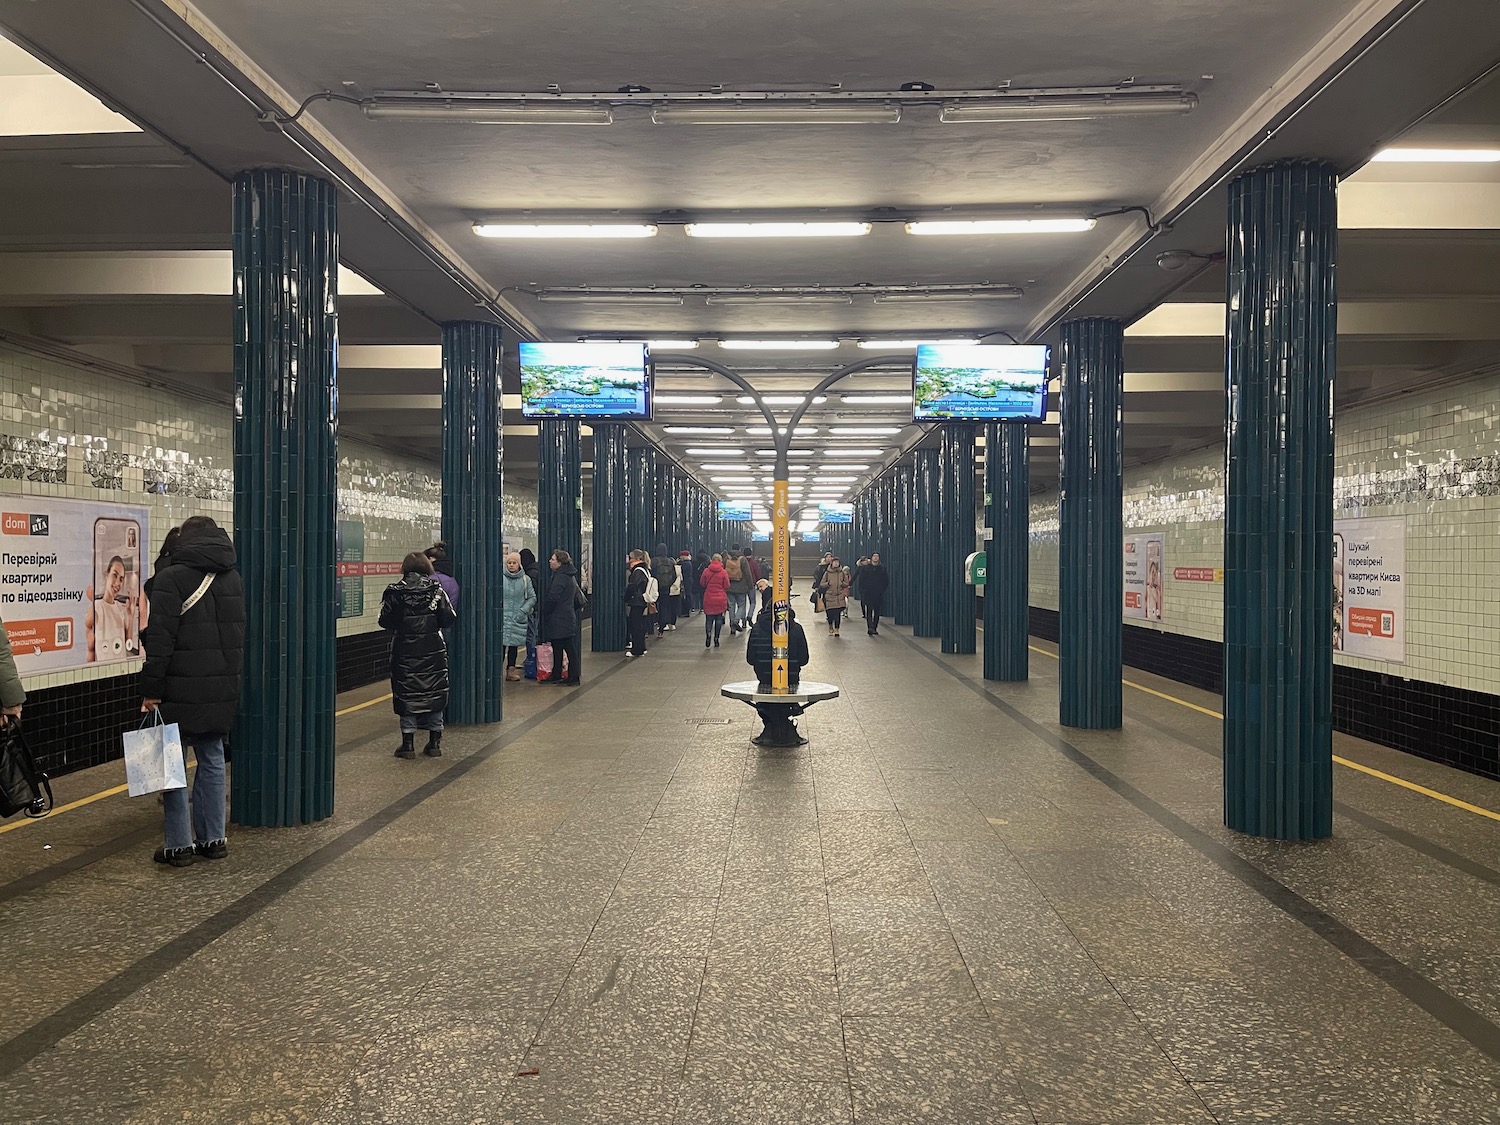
[720, 680, 841, 746]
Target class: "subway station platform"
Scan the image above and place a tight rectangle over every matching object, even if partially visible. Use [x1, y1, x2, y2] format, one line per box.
[2, 615, 1499, 1124]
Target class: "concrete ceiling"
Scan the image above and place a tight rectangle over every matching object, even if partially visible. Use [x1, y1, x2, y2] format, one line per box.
[1, 1, 1499, 506]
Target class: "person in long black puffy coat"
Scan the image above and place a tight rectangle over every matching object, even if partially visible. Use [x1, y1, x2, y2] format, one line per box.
[380, 551, 457, 760]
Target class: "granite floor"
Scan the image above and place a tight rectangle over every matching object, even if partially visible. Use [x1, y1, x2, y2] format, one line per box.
[2, 611, 1499, 1124]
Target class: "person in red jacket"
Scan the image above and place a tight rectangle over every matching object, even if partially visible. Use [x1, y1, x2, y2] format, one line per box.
[699, 552, 731, 649]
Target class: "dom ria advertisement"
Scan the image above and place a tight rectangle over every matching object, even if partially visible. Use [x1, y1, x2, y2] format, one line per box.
[2, 497, 151, 675]
[1123, 534, 1165, 622]
[1333, 516, 1405, 663]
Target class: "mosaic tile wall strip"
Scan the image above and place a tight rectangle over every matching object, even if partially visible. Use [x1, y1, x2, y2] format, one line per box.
[1029, 370, 1500, 698]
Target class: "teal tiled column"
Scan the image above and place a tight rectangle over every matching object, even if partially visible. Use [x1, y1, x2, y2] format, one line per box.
[892, 466, 915, 627]
[939, 425, 977, 655]
[1058, 317, 1124, 729]
[1224, 160, 1338, 841]
[441, 321, 505, 725]
[230, 169, 338, 827]
[984, 422, 1029, 681]
[591, 424, 628, 652]
[913, 449, 940, 638]
[538, 418, 582, 612]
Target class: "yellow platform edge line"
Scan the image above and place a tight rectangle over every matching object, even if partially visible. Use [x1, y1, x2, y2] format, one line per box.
[1024, 643, 1500, 822]
[0, 693, 394, 834]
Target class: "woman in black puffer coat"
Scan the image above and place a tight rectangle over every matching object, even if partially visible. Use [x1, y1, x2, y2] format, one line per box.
[380, 551, 457, 759]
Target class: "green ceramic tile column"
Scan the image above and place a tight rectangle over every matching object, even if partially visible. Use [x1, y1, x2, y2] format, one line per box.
[912, 449, 940, 638]
[538, 418, 582, 612]
[1224, 160, 1338, 841]
[230, 169, 338, 827]
[441, 321, 504, 725]
[892, 465, 915, 627]
[1058, 317, 1124, 729]
[984, 422, 1029, 681]
[939, 425, 977, 655]
[591, 424, 628, 651]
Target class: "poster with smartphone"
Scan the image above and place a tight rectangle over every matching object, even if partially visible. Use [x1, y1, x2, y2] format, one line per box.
[1123, 533, 1166, 622]
[1333, 516, 1405, 663]
[1, 496, 150, 676]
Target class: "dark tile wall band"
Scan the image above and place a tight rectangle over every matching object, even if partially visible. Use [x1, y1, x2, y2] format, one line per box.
[23, 631, 394, 779]
[1027, 605, 1498, 782]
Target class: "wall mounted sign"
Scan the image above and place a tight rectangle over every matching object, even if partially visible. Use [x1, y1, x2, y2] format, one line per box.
[1124, 533, 1165, 621]
[1334, 516, 1405, 663]
[2, 496, 150, 676]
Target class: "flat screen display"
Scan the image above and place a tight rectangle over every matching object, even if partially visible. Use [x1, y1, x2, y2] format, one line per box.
[519, 342, 651, 419]
[750, 530, 770, 542]
[802, 531, 822, 543]
[717, 500, 753, 521]
[818, 502, 853, 524]
[913, 344, 1049, 422]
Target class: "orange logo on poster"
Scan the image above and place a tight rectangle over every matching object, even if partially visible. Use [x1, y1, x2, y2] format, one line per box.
[1348, 607, 1395, 638]
[2, 512, 31, 535]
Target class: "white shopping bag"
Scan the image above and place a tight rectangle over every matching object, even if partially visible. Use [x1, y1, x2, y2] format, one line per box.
[122, 710, 188, 797]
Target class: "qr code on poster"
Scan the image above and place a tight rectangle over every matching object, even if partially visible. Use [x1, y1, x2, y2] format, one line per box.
[55, 620, 72, 648]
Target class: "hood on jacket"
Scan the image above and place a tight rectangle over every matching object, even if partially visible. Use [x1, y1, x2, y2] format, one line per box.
[553, 563, 579, 579]
[172, 527, 238, 573]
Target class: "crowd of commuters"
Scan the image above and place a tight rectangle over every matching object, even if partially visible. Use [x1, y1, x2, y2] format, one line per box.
[0, 518, 894, 863]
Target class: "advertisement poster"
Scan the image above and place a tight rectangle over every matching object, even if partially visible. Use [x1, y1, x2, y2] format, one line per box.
[1334, 516, 1405, 662]
[2, 496, 151, 675]
[1123, 533, 1165, 621]
[335, 520, 365, 620]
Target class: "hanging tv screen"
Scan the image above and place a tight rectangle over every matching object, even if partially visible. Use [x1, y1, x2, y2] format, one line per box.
[912, 344, 1049, 422]
[716, 500, 753, 521]
[519, 342, 652, 420]
[802, 531, 822, 543]
[818, 502, 853, 524]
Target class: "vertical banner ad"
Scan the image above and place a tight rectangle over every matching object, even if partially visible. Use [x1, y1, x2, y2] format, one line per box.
[2, 497, 151, 675]
[1123, 533, 1165, 622]
[1333, 516, 1405, 662]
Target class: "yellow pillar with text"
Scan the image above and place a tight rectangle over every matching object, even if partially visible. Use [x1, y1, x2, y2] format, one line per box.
[771, 478, 791, 693]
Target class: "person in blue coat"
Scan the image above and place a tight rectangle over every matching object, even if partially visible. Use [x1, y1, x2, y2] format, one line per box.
[502, 551, 536, 682]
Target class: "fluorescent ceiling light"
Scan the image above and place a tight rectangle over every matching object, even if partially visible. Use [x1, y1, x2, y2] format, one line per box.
[905, 218, 1096, 235]
[813, 476, 858, 483]
[368, 101, 615, 124]
[858, 339, 980, 349]
[755, 450, 814, 457]
[685, 446, 743, 454]
[815, 463, 870, 470]
[664, 426, 734, 435]
[828, 426, 903, 435]
[746, 425, 820, 435]
[652, 105, 901, 126]
[841, 393, 912, 404]
[873, 289, 1021, 302]
[1370, 147, 1500, 163]
[720, 340, 840, 350]
[474, 223, 657, 238]
[737, 395, 828, 405]
[685, 222, 872, 238]
[646, 339, 699, 348]
[706, 293, 854, 305]
[823, 448, 884, 457]
[939, 91, 1196, 123]
[654, 394, 723, 404]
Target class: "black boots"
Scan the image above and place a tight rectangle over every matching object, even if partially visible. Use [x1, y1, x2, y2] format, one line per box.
[423, 731, 443, 757]
[395, 732, 416, 759]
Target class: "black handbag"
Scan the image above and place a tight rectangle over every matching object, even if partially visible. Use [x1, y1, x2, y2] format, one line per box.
[0, 718, 53, 819]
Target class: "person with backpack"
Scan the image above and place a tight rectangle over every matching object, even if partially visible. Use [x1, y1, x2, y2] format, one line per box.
[724, 546, 753, 635]
[699, 552, 731, 648]
[624, 548, 653, 658]
[139, 515, 245, 867]
[652, 543, 680, 636]
[380, 551, 457, 760]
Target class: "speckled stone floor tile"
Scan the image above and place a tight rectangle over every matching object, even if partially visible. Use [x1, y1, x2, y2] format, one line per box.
[532, 953, 705, 1054]
[672, 1078, 854, 1125]
[844, 1013, 1033, 1125]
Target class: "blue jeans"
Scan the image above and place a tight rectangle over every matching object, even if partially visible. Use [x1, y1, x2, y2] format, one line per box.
[728, 591, 751, 630]
[163, 733, 226, 852]
[400, 709, 445, 734]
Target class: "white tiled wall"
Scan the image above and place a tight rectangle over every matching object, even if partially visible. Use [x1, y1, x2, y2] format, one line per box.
[1, 341, 540, 692]
[1027, 370, 1500, 696]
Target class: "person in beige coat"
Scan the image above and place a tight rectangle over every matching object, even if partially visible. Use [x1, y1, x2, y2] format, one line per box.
[818, 557, 851, 637]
